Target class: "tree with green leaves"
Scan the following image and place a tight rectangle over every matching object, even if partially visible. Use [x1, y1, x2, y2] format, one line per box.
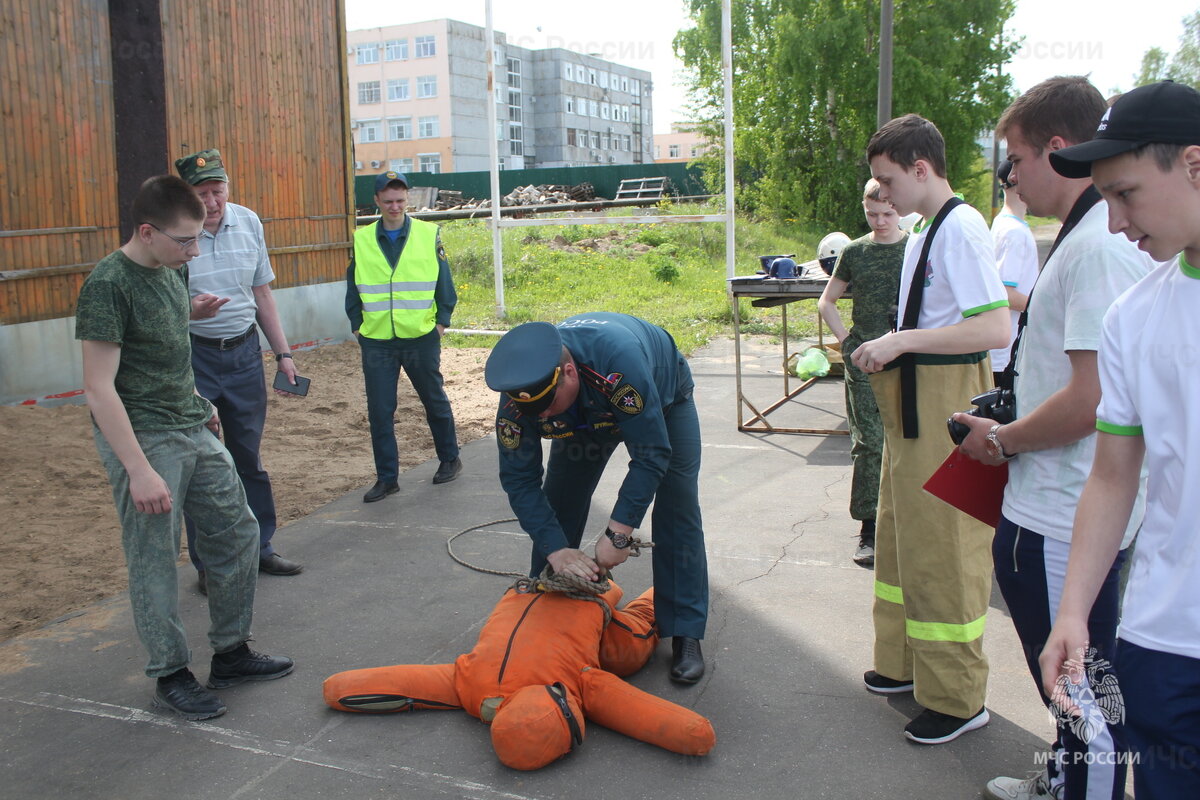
[1136, 12, 1200, 88]
[675, 0, 1018, 233]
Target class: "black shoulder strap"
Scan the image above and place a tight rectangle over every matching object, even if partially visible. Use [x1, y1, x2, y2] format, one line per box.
[997, 185, 1101, 391]
[898, 197, 965, 438]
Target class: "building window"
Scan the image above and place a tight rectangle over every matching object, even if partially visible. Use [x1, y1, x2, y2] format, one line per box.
[631, 79, 640, 96]
[567, 128, 578, 146]
[564, 63, 574, 81]
[355, 43, 378, 65]
[418, 115, 439, 138]
[415, 35, 436, 58]
[624, 134, 632, 150]
[508, 91, 521, 123]
[590, 131, 600, 148]
[388, 117, 412, 140]
[601, 103, 610, 120]
[621, 106, 630, 122]
[621, 77, 629, 93]
[510, 139, 523, 156]
[631, 107, 641, 123]
[358, 81, 381, 104]
[496, 121, 504, 141]
[669, 144, 680, 158]
[601, 133, 610, 150]
[384, 39, 408, 61]
[359, 120, 381, 144]
[417, 75, 437, 98]
[589, 100, 598, 118]
[588, 68, 597, 86]
[507, 57, 521, 90]
[389, 158, 413, 172]
[565, 96, 575, 114]
[418, 153, 441, 173]
[493, 46, 504, 65]
[387, 78, 410, 102]
[599, 72, 609, 89]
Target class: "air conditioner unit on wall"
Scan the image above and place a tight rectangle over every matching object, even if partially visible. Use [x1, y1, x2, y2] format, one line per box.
[370, 160, 381, 169]
[608, 155, 615, 162]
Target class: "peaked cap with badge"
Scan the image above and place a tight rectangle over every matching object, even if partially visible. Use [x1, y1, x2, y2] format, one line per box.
[175, 148, 229, 185]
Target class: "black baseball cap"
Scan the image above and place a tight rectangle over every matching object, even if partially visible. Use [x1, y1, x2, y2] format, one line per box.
[484, 322, 564, 417]
[1050, 80, 1200, 178]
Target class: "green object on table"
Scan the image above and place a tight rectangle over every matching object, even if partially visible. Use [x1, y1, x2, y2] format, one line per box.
[786, 347, 831, 380]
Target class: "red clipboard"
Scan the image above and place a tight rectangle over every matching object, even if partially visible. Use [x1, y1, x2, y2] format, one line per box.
[923, 448, 1008, 528]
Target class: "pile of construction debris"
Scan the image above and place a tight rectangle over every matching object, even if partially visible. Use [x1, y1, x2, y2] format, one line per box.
[405, 182, 600, 212]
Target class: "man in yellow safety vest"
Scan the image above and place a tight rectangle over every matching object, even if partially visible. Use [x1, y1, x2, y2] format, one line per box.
[346, 172, 461, 502]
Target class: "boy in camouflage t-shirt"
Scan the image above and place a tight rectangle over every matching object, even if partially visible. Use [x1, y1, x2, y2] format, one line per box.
[75, 175, 292, 721]
[818, 179, 907, 567]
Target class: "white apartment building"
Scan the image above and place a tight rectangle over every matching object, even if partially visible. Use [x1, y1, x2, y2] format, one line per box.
[347, 19, 654, 176]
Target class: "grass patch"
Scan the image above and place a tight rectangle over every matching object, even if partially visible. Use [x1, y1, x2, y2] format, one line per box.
[439, 202, 833, 355]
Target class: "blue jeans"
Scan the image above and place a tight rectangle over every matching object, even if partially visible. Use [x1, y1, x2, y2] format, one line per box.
[185, 332, 276, 570]
[359, 330, 459, 483]
[94, 423, 259, 677]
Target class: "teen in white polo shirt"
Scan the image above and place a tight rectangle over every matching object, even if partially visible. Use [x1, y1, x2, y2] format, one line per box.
[1042, 80, 1200, 800]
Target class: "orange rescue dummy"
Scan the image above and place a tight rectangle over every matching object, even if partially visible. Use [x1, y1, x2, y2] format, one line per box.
[323, 582, 716, 770]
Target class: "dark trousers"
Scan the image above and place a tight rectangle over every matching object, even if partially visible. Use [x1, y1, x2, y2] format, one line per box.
[534, 375, 709, 640]
[1118, 640, 1200, 800]
[993, 517, 1127, 799]
[185, 332, 275, 571]
[359, 330, 459, 483]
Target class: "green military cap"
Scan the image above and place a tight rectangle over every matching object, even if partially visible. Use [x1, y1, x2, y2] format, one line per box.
[485, 321, 564, 416]
[175, 148, 229, 185]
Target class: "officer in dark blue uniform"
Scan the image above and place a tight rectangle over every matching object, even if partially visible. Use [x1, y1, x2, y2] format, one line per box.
[484, 313, 709, 683]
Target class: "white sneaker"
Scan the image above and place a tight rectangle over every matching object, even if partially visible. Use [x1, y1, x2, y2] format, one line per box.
[984, 771, 1059, 800]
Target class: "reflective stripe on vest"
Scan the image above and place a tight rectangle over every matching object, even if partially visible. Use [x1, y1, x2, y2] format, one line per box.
[354, 219, 439, 339]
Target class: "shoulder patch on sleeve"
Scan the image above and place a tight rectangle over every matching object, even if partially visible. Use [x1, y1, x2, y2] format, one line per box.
[611, 384, 644, 415]
[437, 244, 448, 261]
[497, 418, 521, 449]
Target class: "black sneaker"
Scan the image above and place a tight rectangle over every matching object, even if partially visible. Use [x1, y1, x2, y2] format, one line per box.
[207, 644, 295, 689]
[904, 706, 990, 744]
[863, 670, 914, 694]
[154, 668, 226, 720]
[432, 457, 463, 484]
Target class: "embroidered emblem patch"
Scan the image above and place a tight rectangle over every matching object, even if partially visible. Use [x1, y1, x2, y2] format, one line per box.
[611, 384, 644, 415]
[605, 372, 623, 386]
[437, 244, 447, 261]
[497, 419, 521, 450]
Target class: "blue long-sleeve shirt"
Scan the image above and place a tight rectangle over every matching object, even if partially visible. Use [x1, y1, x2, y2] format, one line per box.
[345, 215, 457, 332]
[494, 313, 692, 559]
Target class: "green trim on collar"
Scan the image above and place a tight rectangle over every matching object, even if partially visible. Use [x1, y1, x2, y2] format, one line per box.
[1180, 254, 1200, 280]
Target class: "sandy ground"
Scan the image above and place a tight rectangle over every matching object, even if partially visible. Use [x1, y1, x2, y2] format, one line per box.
[0, 342, 497, 642]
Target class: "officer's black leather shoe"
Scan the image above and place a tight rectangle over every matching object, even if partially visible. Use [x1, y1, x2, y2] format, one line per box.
[432, 458, 463, 484]
[670, 636, 705, 684]
[259, 553, 303, 576]
[363, 480, 399, 503]
[154, 668, 226, 720]
[206, 644, 295, 689]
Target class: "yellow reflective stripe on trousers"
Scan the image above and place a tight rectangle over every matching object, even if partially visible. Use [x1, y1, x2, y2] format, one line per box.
[905, 614, 986, 643]
[874, 579, 903, 605]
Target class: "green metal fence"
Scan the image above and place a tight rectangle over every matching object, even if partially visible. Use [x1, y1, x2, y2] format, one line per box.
[354, 161, 708, 210]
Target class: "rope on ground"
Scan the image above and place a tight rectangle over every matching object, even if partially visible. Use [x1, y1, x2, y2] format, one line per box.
[446, 518, 656, 627]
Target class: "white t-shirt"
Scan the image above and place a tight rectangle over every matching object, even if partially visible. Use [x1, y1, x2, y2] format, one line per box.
[896, 203, 1008, 331]
[1002, 202, 1151, 546]
[988, 213, 1041, 372]
[1096, 256, 1200, 659]
[187, 202, 275, 339]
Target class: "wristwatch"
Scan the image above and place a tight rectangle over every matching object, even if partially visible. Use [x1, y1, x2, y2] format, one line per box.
[276, 353, 293, 362]
[985, 424, 1014, 461]
[604, 527, 632, 549]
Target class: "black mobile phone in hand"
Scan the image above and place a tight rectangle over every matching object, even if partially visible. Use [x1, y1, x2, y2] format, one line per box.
[273, 371, 310, 396]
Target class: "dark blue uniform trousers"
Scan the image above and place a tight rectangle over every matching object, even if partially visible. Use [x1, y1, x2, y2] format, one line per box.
[185, 333, 275, 570]
[535, 393, 709, 641]
[1118, 641, 1200, 799]
[359, 329, 459, 483]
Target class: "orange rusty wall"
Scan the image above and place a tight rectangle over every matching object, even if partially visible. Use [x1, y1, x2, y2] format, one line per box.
[0, 0, 121, 324]
[161, 0, 353, 293]
[0, 0, 353, 326]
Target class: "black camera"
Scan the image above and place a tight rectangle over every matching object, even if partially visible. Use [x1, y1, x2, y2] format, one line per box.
[946, 388, 1017, 445]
